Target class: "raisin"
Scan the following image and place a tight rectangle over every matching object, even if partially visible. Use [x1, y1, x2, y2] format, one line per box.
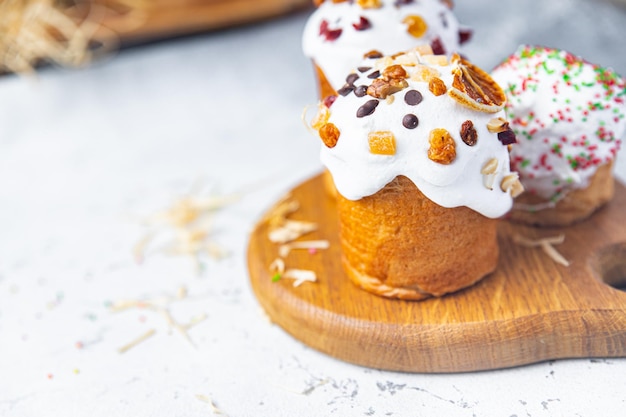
[460, 120, 478, 146]
[319, 123, 340, 148]
[498, 128, 517, 145]
[428, 128, 456, 164]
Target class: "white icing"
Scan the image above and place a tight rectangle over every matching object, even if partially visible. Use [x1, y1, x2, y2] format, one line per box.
[491, 45, 626, 201]
[319, 50, 515, 219]
[302, 0, 466, 93]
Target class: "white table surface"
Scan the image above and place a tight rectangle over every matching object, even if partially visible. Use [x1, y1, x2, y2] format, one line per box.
[1, 1, 626, 416]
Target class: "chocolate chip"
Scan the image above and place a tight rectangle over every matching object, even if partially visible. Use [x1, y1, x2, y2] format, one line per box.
[498, 128, 517, 145]
[367, 70, 381, 79]
[402, 114, 419, 129]
[404, 89, 423, 105]
[356, 100, 379, 118]
[357, 66, 372, 73]
[337, 84, 354, 96]
[346, 73, 359, 85]
[354, 85, 368, 97]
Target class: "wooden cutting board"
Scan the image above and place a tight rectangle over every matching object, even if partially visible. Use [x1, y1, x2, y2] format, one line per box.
[247, 173, 626, 373]
[70, 0, 313, 45]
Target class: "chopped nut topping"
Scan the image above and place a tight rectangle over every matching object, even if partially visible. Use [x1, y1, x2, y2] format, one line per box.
[428, 128, 456, 164]
[368, 131, 397, 155]
[367, 78, 409, 99]
[392, 52, 420, 67]
[413, 44, 434, 55]
[481, 158, 499, 175]
[319, 123, 340, 148]
[411, 64, 440, 82]
[422, 54, 448, 66]
[448, 55, 506, 113]
[428, 77, 447, 96]
[500, 173, 524, 198]
[403, 15, 428, 38]
[480, 158, 499, 190]
[486, 117, 510, 133]
[382, 64, 408, 81]
[460, 120, 478, 146]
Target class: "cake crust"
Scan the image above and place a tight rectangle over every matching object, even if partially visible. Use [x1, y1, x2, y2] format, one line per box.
[507, 162, 615, 227]
[337, 176, 499, 300]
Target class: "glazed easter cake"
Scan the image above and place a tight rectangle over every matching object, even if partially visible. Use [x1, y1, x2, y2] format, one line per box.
[302, 0, 471, 99]
[492, 45, 626, 226]
[309, 47, 523, 299]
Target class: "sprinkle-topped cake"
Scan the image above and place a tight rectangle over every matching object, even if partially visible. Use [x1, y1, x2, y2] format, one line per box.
[302, 0, 471, 99]
[492, 45, 626, 226]
[309, 47, 522, 300]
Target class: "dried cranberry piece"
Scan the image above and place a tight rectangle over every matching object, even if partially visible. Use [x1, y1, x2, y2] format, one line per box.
[459, 28, 473, 44]
[319, 19, 342, 41]
[430, 37, 445, 55]
[352, 16, 372, 31]
[322, 95, 337, 108]
[498, 128, 517, 145]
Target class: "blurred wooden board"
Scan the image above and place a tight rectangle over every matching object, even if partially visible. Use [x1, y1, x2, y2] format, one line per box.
[247, 173, 626, 373]
[71, 0, 313, 44]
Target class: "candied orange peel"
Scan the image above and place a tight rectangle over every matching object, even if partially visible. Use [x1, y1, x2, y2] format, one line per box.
[368, 131, 397, 155]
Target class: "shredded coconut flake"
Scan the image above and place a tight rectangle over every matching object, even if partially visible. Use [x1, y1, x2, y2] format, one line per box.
[283, 269, 318, 287]
[513, 234, 570, 267]
[278, 239, 330, 257]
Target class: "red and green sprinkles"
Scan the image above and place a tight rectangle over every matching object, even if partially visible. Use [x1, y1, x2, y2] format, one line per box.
[496, 45, 626, 188]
